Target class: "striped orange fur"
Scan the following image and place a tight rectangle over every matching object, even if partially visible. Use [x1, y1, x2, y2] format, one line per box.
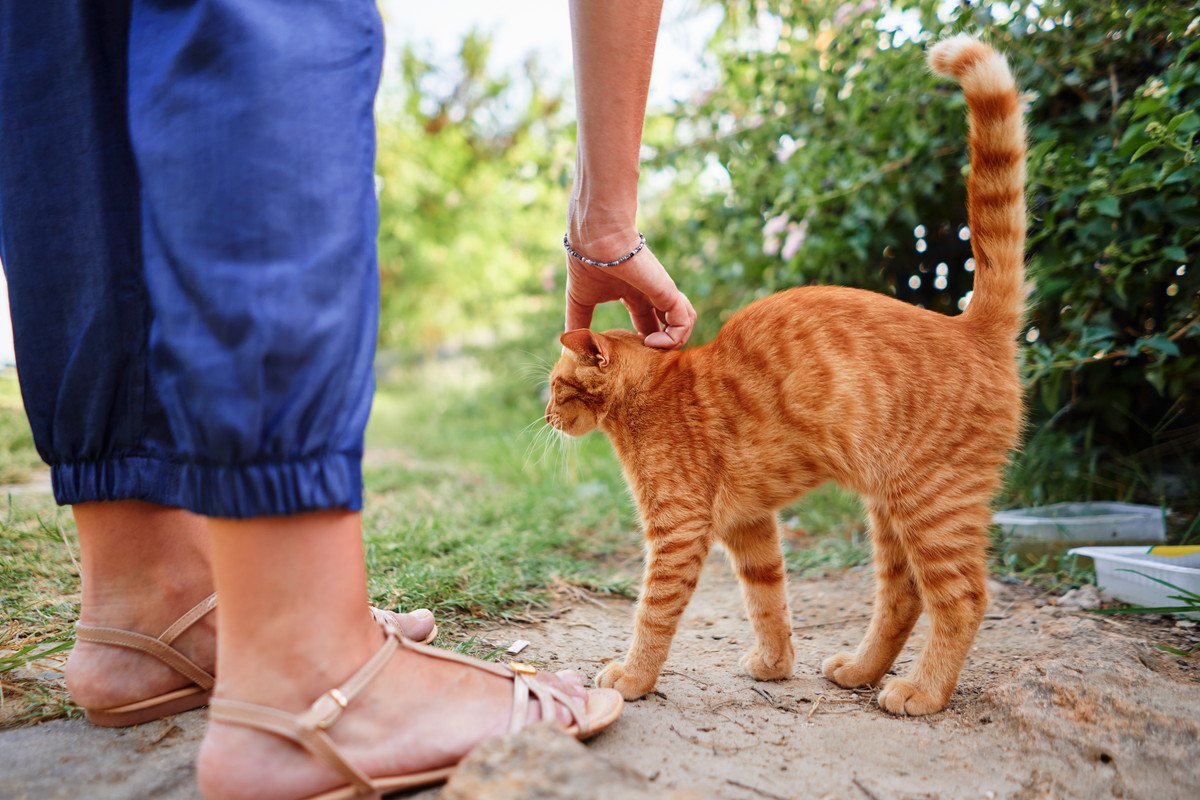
[546, 36, 1026, 716]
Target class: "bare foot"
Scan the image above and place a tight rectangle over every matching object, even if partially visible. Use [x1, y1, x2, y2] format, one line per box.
[197, 634, 592, 800]
[67, 594, 436, 713]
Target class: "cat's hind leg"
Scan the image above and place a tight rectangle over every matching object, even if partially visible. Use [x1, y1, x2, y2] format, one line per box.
[822, 503, 921, 689]
[722, 514, 794, 681]
[877, 497, 990, 716]
[597, 517, 713, 700]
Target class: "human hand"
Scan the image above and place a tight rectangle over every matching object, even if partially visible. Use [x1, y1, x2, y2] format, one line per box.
[564, 229, 697, 349]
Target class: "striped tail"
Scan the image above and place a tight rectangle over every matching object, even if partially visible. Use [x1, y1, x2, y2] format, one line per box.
[928, 35, 1027, 336]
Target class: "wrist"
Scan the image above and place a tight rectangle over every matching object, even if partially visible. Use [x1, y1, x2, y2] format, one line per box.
[564, 225, 644, 265]
[567, 201, 639, 262]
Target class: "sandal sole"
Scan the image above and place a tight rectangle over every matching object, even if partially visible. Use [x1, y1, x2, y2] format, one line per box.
[84, 687, 212, 727]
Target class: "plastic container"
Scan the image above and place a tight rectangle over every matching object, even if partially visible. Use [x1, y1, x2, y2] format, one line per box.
[993, 502, 1166, 563]
[1068, 546, 1200, 615]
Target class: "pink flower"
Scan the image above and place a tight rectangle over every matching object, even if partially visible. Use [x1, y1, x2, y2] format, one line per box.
[763, 213, 790, 238]
[762, 213, 789, 256]
[781, 222, 808, 260]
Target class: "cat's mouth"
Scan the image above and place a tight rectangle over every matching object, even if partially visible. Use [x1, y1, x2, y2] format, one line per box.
[545, 412, 569, 435]
[545, 408, 585, 437]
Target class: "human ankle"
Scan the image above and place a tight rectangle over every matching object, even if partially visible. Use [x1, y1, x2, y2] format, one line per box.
[214, 613, 384, 711]
[206, 510, 384, 710]
[79, 566, 213, 630]
[74, 500, 213, 630]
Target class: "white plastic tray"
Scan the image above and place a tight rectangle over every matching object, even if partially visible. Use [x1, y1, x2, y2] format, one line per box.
[1068, 546, 1200, 613]
[994, 502, 1166, 543]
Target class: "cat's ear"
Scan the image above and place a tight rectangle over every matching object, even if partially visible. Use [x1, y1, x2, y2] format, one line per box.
[560, 329, 612, 367]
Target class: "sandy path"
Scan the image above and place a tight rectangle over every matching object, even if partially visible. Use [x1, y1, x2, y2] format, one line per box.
[3, 547, 1198, 799]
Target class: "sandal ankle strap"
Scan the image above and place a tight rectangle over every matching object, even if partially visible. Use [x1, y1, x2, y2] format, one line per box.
[159, 593, 218, 644]
[75, 592, 217, 691]
[211, 628, 401, 799]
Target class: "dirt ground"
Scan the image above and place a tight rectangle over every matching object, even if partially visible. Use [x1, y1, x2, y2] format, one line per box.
[3, 546, 1199, 800]
[479, 547, 1200, 800]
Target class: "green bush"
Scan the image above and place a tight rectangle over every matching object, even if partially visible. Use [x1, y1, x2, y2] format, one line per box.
[644, 0, 1199, 524]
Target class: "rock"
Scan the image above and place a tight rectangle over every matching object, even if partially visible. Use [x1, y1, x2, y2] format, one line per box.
[1055, 584, 1104, 610]
[982, 655, 1200, 799]
[441, 723, 698, 800]
[0, 711, 205, 799]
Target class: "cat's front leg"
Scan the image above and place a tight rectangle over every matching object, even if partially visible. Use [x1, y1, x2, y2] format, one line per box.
[598, 520, 713, 700]
[721, 514, 795, 681]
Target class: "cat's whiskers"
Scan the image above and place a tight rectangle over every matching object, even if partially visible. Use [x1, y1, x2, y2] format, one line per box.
[514, 362, 550, 384]
[514, 351, 553, 386]
[522, 418, 560, 471]
[521, 420, 547, 468]
[556, 429, 580, 482]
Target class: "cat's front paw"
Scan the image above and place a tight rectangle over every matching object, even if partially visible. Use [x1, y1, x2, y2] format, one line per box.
[877, 677, 948, 716]
[822, 651, 884, 689]
[741, 645, 794, 681]
[595, 660, 656, 700]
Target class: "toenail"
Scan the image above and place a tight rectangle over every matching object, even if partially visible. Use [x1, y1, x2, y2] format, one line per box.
[412, 609, 434, 620]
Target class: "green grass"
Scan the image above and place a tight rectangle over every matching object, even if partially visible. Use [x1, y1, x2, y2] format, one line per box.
[0, 494, 80, 726]
[781, 486, 869, 577]
[361, 349, 642, 642]
[0, 371, 43, 485]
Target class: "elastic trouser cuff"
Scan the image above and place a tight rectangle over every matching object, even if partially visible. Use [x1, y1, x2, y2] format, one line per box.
[51, 453, 363, 518]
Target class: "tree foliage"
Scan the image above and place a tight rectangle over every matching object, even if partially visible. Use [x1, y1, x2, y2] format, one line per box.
[374, 34, 573, 351]
[644, 0, 1199, 513]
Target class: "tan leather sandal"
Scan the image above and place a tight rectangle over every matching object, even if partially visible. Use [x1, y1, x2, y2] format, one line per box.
[209, 625, 624, 800]
[73, 596, 437, 728]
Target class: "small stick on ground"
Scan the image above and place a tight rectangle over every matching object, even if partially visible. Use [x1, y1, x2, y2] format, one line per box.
[662, 669, 714, 690]
[853, 776, 885, 800]
[793, 614, 871, 631]
[565, 621, 599, 631]
[726, 778, 790, 800]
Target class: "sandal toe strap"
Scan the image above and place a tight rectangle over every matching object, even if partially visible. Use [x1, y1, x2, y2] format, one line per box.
[508, 672, 532, 734]
[509, 671, 590, 736]
[397, 639, 592, 737]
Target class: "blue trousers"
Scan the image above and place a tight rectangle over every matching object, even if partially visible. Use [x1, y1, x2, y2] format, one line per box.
[0, 1, 383, 517]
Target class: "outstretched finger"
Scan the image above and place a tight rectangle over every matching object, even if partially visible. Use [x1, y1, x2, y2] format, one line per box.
[565, 291, 596, 333]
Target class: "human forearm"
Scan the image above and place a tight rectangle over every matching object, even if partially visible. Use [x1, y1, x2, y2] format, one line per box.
[567, 0, 664, 257]
[563, 0, 694, 348]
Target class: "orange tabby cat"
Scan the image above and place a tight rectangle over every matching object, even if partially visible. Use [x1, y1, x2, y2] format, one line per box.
[546, 36, 1026, 716]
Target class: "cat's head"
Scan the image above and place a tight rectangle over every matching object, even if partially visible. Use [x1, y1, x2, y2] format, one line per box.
[545, 329, 661, 436]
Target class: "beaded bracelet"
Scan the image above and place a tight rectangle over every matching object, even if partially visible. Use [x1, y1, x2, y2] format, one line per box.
[562, 232, 646, 267]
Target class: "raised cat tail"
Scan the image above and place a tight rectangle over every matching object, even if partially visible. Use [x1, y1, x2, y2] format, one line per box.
[928, 35, 1027, 337]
